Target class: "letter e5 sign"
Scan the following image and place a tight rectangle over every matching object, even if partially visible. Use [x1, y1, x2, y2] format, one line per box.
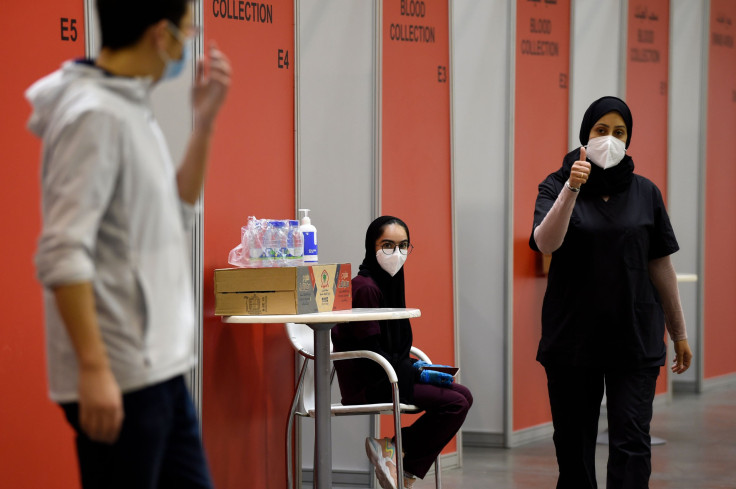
[61, 18, 78, 42]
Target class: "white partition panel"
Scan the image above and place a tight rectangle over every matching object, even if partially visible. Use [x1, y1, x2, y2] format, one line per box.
[297, 0, 377, 268]
[297, 0, 378, 482]
[668, 0, 706, 390]
[452, 0, 510, 446]
[570, 0, 624, 150]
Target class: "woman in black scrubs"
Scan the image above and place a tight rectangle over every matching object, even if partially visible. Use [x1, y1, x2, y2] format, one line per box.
[530, 96, 693, 489]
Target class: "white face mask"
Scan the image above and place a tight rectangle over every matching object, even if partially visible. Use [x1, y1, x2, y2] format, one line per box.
[376, 249, 407, 277]
[586, 135, 626, 169]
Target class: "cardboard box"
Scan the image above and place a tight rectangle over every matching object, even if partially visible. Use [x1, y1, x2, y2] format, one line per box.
[214, 263, 352, 316]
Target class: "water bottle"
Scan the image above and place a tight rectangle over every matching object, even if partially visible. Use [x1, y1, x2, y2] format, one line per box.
[246, 218, 266, 266]
[264, 220, 288, 267]
[288, 220, 304, 266]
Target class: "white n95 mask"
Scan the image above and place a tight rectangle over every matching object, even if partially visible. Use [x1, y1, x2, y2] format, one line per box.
[586, 135, 626, 169]
[376, 249, 407, 277]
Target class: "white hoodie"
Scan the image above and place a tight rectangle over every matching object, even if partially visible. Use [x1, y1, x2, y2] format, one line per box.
[27, 61, 195, 402]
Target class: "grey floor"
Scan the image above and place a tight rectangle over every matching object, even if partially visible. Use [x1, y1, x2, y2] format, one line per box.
[412, 384, 736, 489]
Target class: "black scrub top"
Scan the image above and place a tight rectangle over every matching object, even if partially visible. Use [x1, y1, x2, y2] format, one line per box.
[530, 159, 679, 369]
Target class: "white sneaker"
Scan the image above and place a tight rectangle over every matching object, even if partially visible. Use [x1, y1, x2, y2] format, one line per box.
[365, 437, 398, 489]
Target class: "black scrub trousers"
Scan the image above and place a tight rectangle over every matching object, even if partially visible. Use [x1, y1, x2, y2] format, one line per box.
[545, 365, 660, 489]
[531, 150, 679, 489]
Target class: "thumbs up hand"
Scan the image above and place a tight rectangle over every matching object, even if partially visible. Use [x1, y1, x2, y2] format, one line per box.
[568, 146, 591, 190]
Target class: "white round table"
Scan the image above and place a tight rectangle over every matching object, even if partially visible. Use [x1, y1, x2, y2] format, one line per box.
[222, 307, 421, 489]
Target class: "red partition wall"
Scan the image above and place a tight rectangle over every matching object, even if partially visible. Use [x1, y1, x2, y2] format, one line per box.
[626, 0, 669, 190]
[0, 2, 85, 488]
[704, 0, 736, 380]
[381, 0, 455, 450]
[201, 2, 295, 487]
[625, 0, 670, 394]
[513, 0, 570, 432]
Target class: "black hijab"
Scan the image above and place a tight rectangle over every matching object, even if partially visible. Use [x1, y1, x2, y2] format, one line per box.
[579, 95, 633, 148]
[357, 215, 410, 309]
[563, 96, 636, 196]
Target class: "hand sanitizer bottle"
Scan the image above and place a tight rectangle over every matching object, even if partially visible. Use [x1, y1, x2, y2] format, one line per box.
[298, 209, 318, 263]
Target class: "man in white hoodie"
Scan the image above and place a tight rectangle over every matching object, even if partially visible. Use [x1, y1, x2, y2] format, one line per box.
[26, 0, 230, 487]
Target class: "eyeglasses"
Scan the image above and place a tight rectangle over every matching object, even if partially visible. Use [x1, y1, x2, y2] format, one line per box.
[166, 21, 201, 44]
[378, 241, 414, 255]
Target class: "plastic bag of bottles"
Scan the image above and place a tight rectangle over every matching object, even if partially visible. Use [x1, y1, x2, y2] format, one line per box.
[228, 216, 304, 268]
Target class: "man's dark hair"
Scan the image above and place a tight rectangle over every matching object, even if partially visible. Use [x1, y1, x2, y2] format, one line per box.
[96, 0, 191, 50]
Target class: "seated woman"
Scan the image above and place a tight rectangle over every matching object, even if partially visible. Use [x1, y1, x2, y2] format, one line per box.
[331, 216, 473, 489]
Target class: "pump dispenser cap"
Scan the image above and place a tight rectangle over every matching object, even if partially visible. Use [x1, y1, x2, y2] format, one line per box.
[298, 208, 311, 225]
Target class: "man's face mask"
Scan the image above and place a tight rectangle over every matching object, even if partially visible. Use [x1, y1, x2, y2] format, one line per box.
[159, 22, 191, 82]
[160, 43, 190, 81]
[376, 248, 407, 277]
[586, 135, 626, 169]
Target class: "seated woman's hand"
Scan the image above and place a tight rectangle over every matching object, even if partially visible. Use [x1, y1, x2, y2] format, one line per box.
[418, 369, 454, 386]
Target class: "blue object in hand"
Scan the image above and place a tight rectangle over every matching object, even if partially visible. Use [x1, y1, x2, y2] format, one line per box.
[419, 369, 454, 386]
[413, 360, 453, 371]
[413, 361, 430, 371]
